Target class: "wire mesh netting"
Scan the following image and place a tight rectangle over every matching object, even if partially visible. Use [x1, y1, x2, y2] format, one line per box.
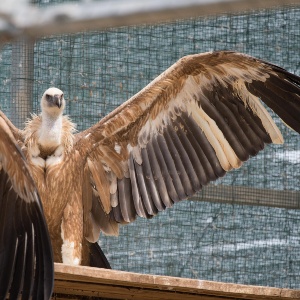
[0, 2, 300, 289]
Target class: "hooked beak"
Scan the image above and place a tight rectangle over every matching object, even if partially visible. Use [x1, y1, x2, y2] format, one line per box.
[53, 94, 62, 108]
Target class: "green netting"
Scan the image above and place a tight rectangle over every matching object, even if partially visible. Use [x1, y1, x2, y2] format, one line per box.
[0, 3, 300, 289]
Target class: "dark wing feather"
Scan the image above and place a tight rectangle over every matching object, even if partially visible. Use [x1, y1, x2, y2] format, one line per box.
[0, 117, 53, 300]
[74, 51, 300, 236]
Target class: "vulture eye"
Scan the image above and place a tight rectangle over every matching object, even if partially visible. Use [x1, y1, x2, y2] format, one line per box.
[46, 94, 52, 101]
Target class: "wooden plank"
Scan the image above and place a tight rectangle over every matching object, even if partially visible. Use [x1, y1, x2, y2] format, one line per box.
[53, 263, 300, 300]
[192, 185, 300, 209]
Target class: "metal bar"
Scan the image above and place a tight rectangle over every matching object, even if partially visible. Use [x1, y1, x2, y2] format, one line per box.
[192, 184, 300, 209]
[10, 37, 34, 128]
[0, 0, 300, 43]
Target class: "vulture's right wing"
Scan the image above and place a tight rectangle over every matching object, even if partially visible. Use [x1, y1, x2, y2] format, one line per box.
[0, 116, 53, 300]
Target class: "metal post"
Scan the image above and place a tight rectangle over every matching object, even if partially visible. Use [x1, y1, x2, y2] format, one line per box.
[10, 38, 34, 129]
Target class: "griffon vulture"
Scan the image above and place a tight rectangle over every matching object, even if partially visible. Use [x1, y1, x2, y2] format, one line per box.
[1, 51, 300, 299]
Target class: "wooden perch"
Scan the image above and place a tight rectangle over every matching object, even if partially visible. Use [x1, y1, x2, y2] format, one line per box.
[54, 263, 300, 299]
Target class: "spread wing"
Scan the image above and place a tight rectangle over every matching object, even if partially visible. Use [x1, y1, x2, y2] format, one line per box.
[0, 117, 53, 300]
[75, 51, 300, 242]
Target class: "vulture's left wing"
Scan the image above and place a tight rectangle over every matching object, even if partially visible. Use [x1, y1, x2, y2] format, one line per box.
[0, 117, 53, 300]
[75, 51, 300, 242]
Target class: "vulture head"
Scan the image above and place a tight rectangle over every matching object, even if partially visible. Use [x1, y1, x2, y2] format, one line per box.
[41, 87, 65, 115]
